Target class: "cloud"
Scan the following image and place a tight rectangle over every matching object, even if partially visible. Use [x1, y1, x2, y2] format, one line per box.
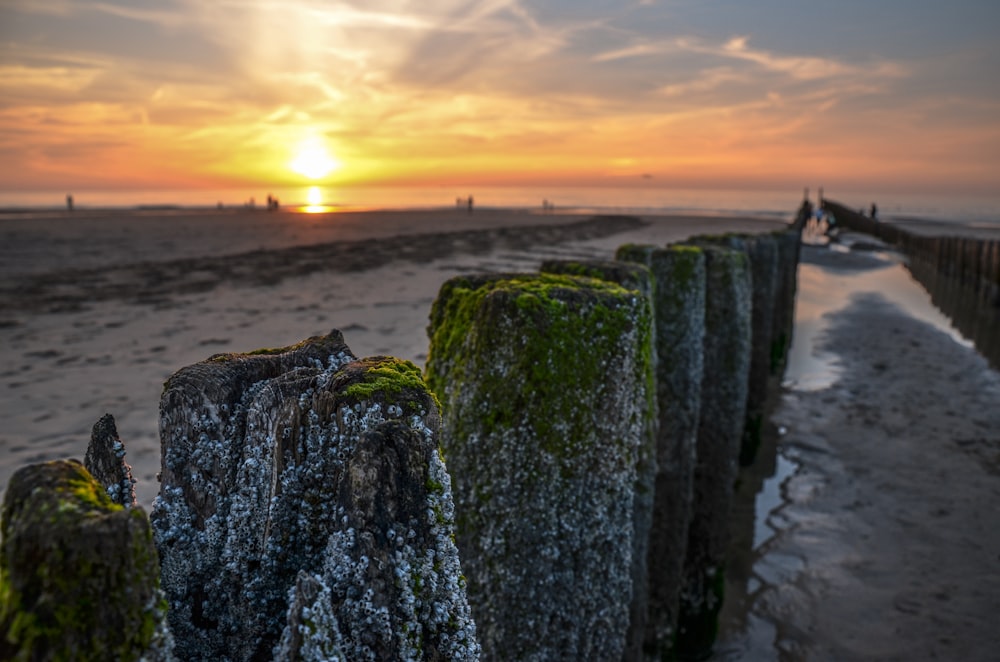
[718, 35, 858, 80]
[596, 33, 904, 83]
[0, 0, 993, 194]
[654, 67, 742, 98]
[592, 42, 675, 63]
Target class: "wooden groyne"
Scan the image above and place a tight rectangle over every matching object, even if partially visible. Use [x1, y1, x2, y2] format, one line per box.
[823, 199, 1000, 369]
[1, 210, 809, 661]
[427, 208, 807, 661]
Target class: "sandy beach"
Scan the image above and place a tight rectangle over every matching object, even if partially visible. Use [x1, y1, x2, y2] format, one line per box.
[2, 206, 998, 659]
[0, 207, 788, 509]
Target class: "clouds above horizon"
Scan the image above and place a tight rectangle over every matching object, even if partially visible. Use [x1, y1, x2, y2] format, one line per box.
[1, 0, 998, 193]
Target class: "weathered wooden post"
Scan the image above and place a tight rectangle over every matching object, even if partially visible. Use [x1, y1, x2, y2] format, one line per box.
[540, 258, 657, 661]
[615, 243, 707, 660]
[0, 460, 171, 661]
[151, 331, 478, 661]
[772, 226, 802, 377]
[426, 272, 653, 661]
[741, 234, 781, 463]
[674, 245, 753, 659]
[685, 232, 783, 466]
[85, 413, 138, 507]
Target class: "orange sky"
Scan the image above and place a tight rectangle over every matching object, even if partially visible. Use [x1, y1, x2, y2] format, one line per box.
[1, 1, 998, 197]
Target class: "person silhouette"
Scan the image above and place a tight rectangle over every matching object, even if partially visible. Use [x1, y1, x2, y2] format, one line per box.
[467, 195, 474, 214]
[66, 194, 74, 211]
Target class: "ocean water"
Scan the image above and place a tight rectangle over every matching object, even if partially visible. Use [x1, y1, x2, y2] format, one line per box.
[3, 185, 999, 226]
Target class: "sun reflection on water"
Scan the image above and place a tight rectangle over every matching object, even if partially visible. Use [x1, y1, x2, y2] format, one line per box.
[302, 186, 334, 213]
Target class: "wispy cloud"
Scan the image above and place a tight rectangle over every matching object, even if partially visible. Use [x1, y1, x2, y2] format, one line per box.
[592, 41, 677, 63]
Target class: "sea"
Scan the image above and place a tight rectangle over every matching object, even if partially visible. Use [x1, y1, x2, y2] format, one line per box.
[2, 185, 999, 227]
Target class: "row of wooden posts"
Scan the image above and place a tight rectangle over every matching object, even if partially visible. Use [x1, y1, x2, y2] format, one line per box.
[823, 199, 1000, 371]
[425, 210, 805, 660]
[0, 208, 808, 661]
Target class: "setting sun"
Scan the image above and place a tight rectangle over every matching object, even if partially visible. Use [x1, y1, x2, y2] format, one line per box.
[290, 135, 340, 180]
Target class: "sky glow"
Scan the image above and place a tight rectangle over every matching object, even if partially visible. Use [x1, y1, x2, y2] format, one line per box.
[1, 0, 998, 196]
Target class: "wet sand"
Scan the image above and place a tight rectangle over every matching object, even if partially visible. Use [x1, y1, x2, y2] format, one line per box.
[0, 207, 789, 508]
[717, 238, 1000, 661]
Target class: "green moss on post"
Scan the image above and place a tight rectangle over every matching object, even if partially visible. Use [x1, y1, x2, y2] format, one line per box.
[541, 258, 657, 662]
[617, 243, 707, 661]
[0, 459, 170, 662]
[426, 272, 653, 661]
[339, 355, 439, 414]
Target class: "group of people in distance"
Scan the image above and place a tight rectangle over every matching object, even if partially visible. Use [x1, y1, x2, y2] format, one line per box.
[805, 186, 879, 242]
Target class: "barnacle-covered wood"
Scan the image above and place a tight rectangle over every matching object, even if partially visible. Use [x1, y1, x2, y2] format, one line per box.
[151, 330, 478, 661]
[541, 258, 657, 662]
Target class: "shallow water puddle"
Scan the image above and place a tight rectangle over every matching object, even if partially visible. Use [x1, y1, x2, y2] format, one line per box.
[782, 242, 973, 392]
[751, 453, 798, 551]
[714, 238, 979, 659]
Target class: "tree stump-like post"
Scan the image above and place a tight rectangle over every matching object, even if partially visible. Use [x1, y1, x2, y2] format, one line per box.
[0, 460, 171, 661]
[85, 413, 138, 507]
[151, 331, 478, 661]
[686, 233, 782, 466]
[772, 226, 804, 377]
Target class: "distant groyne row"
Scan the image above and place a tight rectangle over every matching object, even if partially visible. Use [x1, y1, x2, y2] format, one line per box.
[1, 211, 807, 661]
[823, 199, 1000, 369]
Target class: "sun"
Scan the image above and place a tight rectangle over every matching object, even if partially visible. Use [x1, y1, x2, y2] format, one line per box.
[290, 135, 340, 180]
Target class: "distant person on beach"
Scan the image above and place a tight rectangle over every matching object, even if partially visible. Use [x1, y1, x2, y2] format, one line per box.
[467, 195, 474, 214]
[870, 202, 878, 220]
[66, 194, 73, 211]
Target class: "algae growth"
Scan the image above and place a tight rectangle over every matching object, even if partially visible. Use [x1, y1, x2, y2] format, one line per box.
[426, 271, 653, 660]
[0, 460, 169, 662]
